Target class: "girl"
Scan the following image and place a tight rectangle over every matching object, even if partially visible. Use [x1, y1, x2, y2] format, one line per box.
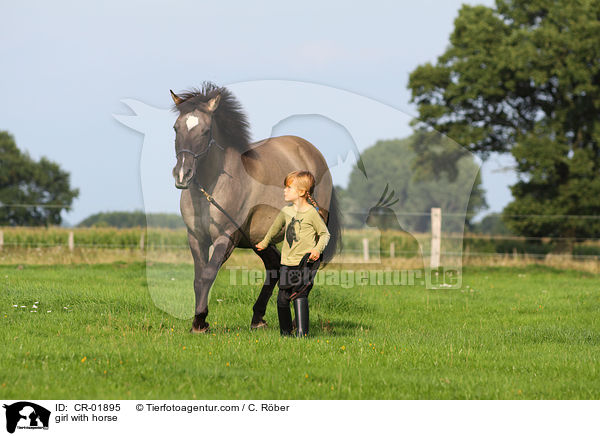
[255, 170, 330, 337]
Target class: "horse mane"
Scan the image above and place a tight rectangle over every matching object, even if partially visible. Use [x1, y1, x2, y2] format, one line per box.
[171, 82, 251, 151]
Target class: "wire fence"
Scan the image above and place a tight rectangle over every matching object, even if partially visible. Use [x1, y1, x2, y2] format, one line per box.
[1, 205, 599, 263]
[1, 230, 598, 261]
[0, 203, 71, 209]
[344, 210, 600, 219]
[3, 202, 600, 219]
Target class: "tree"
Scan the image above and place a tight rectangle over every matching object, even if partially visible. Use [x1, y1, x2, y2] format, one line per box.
[339, 133, 487, 232]
[471, 213, 513, 235]
[0, 131, 79, 226]
[408, 0, 600, 240]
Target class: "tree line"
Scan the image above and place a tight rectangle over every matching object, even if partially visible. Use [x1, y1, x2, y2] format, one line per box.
[77, 211, 185, 229]
[0, 131, 78, 226]
[408, 0, 600, 240]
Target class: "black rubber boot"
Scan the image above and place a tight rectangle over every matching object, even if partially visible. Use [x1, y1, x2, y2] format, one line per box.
[293, 298, 309, 337]
[277, 305, 293, 336]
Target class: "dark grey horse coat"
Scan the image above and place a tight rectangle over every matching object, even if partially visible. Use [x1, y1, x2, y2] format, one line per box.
[170, 83, 341, 332]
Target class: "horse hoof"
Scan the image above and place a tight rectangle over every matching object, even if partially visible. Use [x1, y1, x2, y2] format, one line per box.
[190, 323, 210, 334]
[250, 319, 268, 330]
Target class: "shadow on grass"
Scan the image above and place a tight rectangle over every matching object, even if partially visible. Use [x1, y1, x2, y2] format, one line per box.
[179, 319, 373, 338]
[311, 318, 373, 337]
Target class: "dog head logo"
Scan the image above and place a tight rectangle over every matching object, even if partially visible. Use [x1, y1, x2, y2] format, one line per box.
[3, 402, 50, 434]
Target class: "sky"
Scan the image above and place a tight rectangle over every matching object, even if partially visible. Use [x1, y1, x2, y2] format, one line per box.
[0, 0, 513, 226]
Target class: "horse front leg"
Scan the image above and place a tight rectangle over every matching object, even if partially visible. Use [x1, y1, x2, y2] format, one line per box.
[191, 232, 237, 333]
[187, 231, 209, 331]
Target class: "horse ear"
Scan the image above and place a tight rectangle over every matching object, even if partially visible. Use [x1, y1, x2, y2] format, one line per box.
[170, 90, 184, 105]
[207, 94, 221, 112]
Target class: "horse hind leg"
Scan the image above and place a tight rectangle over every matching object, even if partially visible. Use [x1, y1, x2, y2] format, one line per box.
[251, 245, 281, 328]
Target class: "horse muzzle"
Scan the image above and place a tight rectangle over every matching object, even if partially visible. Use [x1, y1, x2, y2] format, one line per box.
[175, 172, 194, 189]
[173, 159, 195, 189]
[174, 168, 195, 189]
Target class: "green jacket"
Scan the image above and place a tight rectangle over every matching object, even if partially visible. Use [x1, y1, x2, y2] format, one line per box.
[258, 204, 330, 266]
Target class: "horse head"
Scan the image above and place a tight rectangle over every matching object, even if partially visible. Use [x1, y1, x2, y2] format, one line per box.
[170, 89, 221, 189]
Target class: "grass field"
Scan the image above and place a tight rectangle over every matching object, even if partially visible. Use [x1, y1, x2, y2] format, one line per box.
[1, 259, 599, 399]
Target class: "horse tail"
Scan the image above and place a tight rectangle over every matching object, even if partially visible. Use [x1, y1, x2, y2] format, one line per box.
[322, 186, 343, 267]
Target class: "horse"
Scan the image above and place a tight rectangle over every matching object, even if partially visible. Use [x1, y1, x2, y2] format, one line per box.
[170, 82, 342, 333]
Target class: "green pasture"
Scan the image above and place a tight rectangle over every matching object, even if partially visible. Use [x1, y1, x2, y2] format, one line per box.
[0, 261, 598, 399]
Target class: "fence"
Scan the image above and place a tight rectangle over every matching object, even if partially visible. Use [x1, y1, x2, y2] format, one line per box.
[1, 208, 599, 263]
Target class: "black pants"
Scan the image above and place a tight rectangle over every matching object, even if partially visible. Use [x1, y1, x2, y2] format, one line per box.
[277, 252, 321, 307]
[251, 244, 281, 322]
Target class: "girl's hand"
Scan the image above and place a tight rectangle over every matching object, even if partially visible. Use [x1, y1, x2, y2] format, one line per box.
[255, 243, 265, 251]
[308, 249, 320, 261]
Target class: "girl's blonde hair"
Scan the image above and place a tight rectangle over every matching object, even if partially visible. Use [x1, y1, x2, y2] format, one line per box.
[284, 170, 327, 222]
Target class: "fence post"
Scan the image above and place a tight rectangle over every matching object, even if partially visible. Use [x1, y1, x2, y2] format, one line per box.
[389, 242, 395, 258]
[0, 230, 3, 251]
[140, 232, 145, 251]
[68, 231, 74, 251]
[430, 207, 441, 269]
[362, 238, 369, 262]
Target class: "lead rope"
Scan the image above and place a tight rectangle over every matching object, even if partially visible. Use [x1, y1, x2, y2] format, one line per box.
[194, 182, 258, 253]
